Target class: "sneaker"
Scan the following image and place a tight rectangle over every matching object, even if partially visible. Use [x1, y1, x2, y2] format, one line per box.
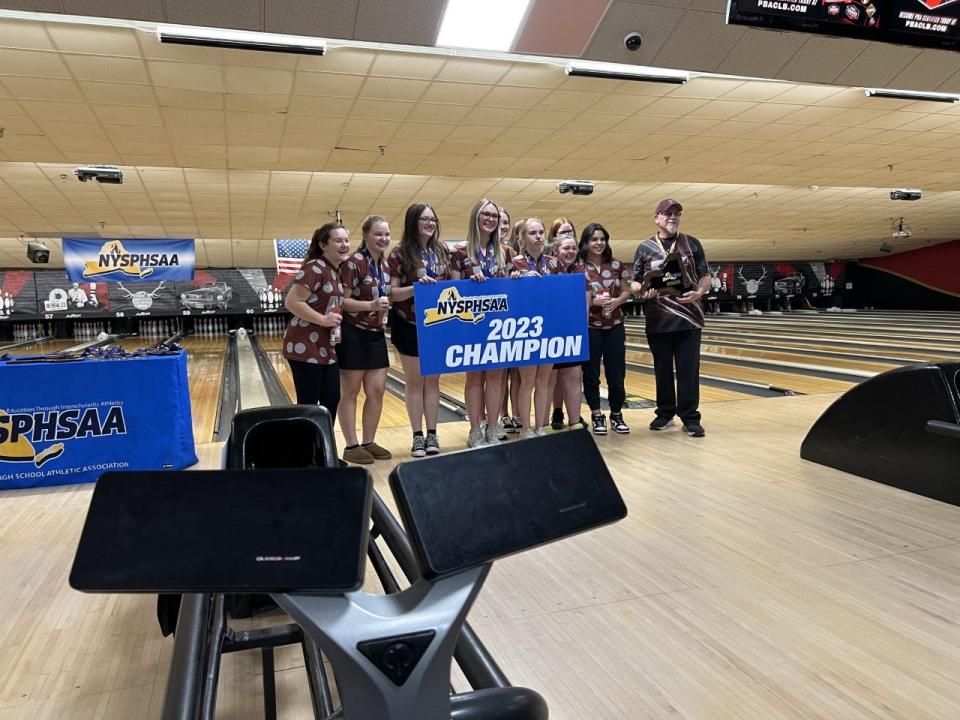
[510, 416, 522, 432]
[518, 427, 535, 440]
[411, 434, 426, 458]
[649, 416, 675, 431]
[363, 442, 392, 460]
[467, 426, 488, 448]
[534, 425, 548, 437]
[485, 425, 502, 445]
[591, 413, 607, 435]
[501, 416, 519, 434]
[684, 422, 706, 438]
[343, 445, 375, 465]
[425, 432, 440, 455]
[550, 407, 565, 430]
[610, 413, 630, 434]
[495, 421, 507, 441]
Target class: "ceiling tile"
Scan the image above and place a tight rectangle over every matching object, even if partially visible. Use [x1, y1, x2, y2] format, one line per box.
[0, 48, 72, 79]
[63, 55, 150, 84]
[584, 1, 685, 68]
[46, 24, 141, 56]
[293, 71, 365, 98]
[355, 0, 445, 45]
[224, 66, 294, 95]
[164, 0, 263, 31]
[148, 61, 225, 93]
[264, 0, 359, 39]
[60, 0, 164, 21]
[0, 20, 55, 50]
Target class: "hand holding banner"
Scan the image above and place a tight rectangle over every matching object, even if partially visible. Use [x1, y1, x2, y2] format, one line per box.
[414, 274, 588, 375]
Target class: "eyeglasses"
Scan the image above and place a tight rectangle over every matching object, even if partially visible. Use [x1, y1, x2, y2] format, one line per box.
[479, 212, 499, 221]
[419, 216, 438, 224]
[658, 212, 681, 218]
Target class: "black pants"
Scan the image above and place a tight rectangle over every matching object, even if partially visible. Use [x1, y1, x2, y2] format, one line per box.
[582, 324, 626, 414]
[647, 329, 701, 424]
[288, 360, 341, 422]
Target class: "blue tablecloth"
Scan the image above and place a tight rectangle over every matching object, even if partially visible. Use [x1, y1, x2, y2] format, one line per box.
[0, 351, 197, 490]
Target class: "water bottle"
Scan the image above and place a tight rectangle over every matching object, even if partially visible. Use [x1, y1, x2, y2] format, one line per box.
[600, 290, 612, 318]
[330, 305, 342, 344]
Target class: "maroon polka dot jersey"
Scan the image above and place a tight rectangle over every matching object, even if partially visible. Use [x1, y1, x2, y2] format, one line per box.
[281, 258, 344, 365]
[340, 249, 389, 332]
[575, 258, 633, 328]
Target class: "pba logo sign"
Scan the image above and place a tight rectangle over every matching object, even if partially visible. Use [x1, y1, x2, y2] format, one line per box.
[82, 240, 180, 279]
[423, 286, 509, 326]
[918, 0, 957, 8]
[0, 405, 126, 468]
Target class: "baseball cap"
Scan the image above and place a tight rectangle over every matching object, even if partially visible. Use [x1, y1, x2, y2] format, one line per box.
[654, 199, 682, 215]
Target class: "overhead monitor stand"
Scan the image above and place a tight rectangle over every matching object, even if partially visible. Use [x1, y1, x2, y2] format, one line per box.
[276, 565, 490, 720]
[70, 430, 625, 720]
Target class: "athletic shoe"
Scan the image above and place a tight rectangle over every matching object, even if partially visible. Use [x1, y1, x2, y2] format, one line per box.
[495, 421, 507, 441]
[591, 413, 607, 435]
[425, 432, 440, 455]
[486, 425, 503, 445]
[518, 427, 536, 440]
[411, 434, 426, 458]
[551, 408, 565, 430]
[467, 426, 488, 448]
[649, 416, 675, 431]
[343, 445, 375, 465]
[684, 422, 706, 438]
[569, 416, 588, 430]
[501, 416, 519, 433]
[363, 442, 392, 460]
[610, 413, 630, 434]
[535, 425, 549, 437]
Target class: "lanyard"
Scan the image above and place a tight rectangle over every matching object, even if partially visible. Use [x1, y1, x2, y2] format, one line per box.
[476, 242, 497, 277]
[418, 246, 437, 279]
[362, 247, 387, 296]
[523, 250, 548, 275]
[654, 234, 675, 259]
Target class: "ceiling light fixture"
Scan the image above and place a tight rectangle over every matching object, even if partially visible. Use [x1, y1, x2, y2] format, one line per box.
[157, 25, 326, 55]
[436, 0, 532, 51]
[565, 60, 689, 85]
[863, 88, 959, 103]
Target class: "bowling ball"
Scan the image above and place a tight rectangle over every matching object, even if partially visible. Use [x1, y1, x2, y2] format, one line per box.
[237, 327, 248, 337]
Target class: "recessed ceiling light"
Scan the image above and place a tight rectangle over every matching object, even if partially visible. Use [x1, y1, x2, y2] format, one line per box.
[436, 0, 533, 52]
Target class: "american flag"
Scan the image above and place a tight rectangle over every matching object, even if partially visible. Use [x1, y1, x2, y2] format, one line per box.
[275, 238, 309, 274]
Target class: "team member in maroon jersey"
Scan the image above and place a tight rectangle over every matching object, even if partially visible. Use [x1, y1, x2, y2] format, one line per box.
[510, 218, 560, 439]
[387, 203, 452, 457]
[631, 199, 711, 438]
[550, 232, 588, 430]
[283, 223, 349, 423]
[575, 223, 633, 436]
[452, 198, 515, 448]
[337, 215, 393, 465]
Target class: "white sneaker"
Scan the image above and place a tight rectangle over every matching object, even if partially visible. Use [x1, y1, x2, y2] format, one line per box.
[534, 425, 549, 437]
[518, 427, 535, 440]
[485, 425, 502, 444]
[467, 426, 488, 448]
[495, 421, 507, 441]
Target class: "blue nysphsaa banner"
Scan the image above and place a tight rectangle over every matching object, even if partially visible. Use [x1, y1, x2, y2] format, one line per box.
[414, 275, 588, 375]
[63, 237, 195, 283]
[0, 352, 197, 490]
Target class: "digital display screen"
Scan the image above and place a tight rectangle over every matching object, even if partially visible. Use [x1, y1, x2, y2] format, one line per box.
[728, 0, 960, 49]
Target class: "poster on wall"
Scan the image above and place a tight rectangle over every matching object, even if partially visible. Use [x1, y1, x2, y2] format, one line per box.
[236, 269, 293, 314]
[107, 280, 178, 317]
[33, 271, 112, 319]
[800, 262, 846, 297]
[772, 262, 806, 298]
[173, 269, 243, 315]
[0, 271, 39, 320]
[732, 263, 774, 299]
[704, 264, 735, 301]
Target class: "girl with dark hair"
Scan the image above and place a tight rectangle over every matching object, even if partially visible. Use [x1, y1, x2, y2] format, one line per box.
[386, 203, 451, 457]
[452, 198, 514, 447]
[574, 223, 633, 436]
[510, 217, 560, 438]
[282, 222, 351, 422]
[337, 215, 393, 465]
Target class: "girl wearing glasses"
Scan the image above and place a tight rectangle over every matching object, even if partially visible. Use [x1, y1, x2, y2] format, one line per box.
[386, 203, 451, 458]
[510, 217, 560, 438]
[451, 198, 514, 448]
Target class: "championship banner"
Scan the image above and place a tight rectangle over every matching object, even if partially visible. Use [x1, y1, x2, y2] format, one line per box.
[63, 238, 195, 283]
[414, 275, 588, 376]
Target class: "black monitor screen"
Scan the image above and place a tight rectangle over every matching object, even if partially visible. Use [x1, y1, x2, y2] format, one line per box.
[887, 0, 960, 45]
[390, 430, 627, 579]
[70, 469, 372, 594]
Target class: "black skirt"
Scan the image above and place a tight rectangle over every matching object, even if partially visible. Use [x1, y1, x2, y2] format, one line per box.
[337, 321, 389, 370]
[389, 314, 420, 357]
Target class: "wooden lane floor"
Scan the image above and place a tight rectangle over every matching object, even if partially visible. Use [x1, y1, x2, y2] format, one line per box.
[4, 393, 960, 720]
[0, 338, 75, 355]
[159, 335, 227, 443]
[698, 318, 960, 347]
[257, 334, 412, 429]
